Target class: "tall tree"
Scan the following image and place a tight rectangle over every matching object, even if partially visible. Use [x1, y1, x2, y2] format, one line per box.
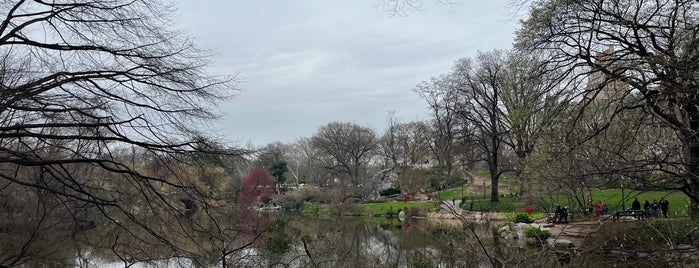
[288, 137, 325, 185]
[269, 158, 288, 193]
[0, 0, 240, 264]
[518, 0, 699, 217]
[311, 122, 378, 197]
[415, 75, 460, 175]
[379, 119, 432, 169]
[500, 51, 569, 199]
[452, 50, 509, 202]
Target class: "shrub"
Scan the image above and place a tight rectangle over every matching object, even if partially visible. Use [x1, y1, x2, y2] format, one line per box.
[302, 202, 320, 214]
[265, 219, 292, 255]
[380, 187, 401, 197]
[410, 252, 434, 268]
[280, 198, 304, 211]
[514, 213, 532, 223]
[524, 227, 551, 242]
[502, 211, 544, 222]
[336, 199, 357, 215]
[502, 212, 533, 223]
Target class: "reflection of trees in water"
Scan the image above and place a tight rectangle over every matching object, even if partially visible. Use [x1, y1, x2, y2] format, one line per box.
[248, 217, 493, 268]
[0, 211, 581, 267]
[0, 203, 269, 267]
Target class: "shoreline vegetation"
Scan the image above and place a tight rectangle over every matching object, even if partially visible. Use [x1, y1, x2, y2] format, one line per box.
[296, 190, 689, 220]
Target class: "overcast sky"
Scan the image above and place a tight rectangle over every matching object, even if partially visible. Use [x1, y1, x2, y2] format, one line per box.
[174, 1, 520, 146]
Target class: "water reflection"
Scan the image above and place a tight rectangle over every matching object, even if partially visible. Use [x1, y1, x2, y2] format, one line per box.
[219, 215, 489, 268]
[3, 212, 568, 267]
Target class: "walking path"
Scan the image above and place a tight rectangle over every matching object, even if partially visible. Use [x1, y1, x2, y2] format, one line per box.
[436, 201, 615, 248]
[543, 219, 604, 247]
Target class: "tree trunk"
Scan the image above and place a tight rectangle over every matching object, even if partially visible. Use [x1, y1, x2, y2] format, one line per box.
[686, 143, 699, 219]
[491, 175, 500, 202]
[490, 134, 500, 202]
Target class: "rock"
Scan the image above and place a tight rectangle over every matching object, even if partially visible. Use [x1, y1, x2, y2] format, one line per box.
[548, 238, 576, 249]
[498, 226, 510, 237]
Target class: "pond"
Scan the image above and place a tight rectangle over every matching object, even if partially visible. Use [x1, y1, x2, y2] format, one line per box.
[2, 211, 571, 268]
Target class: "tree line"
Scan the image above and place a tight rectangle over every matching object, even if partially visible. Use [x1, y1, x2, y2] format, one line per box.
[1, 0, 698, 266]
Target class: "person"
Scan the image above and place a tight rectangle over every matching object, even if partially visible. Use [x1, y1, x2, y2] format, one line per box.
[599, 200, 608, 215]
[651, 200, 659, 219]
[631, 197, 641, 211]
[554, 205, 563, 223]
[561, 206, 569, 223]
[587, 200, 595, 217]
[659, 197, 670, 218]
[643, 200, 651, 218]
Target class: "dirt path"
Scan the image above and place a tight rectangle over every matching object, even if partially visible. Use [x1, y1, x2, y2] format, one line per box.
[547, 220, 602, 246]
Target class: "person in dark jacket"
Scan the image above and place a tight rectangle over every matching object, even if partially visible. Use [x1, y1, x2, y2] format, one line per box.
[643, 200, 651, 218]
[659, 197, 670, 218]
[651, 200, 659, 219]
[631, 197, 641, 210]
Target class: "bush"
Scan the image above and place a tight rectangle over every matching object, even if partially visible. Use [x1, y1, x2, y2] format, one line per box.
[265, 219, 292, 255]
[336, 199, 357, 215]
[380, 187, 401, 197]
[524, 227, 551, 242]
[502, 212, 533, 223]
[280, 198, 304, 211]
[513, 213, 532, 223]
[410, 252, 434, 268]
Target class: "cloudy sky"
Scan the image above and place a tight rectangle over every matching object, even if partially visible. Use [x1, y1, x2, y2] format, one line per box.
[174, 1, 520, 146]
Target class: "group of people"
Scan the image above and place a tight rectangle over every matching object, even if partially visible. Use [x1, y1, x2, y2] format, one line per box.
[549, 196, 670, 223]
[586, 200, 608, 217]
[631, 197, 670, 219]
[552, 205, 569, 223]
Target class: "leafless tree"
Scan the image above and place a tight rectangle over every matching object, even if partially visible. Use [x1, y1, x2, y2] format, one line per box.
[287, 137, 326, 185]
[380, 119, 433, 168]
[415, 75, 460, 175]
[451, 50, 510, 202]
[0, 0, 245, 265]
[311, 122, 378, 198]
[517, 0, 699, 217]
[500, 51, 570, 200]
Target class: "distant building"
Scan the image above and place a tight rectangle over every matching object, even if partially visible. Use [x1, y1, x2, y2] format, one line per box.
[587, 45, 628, 102]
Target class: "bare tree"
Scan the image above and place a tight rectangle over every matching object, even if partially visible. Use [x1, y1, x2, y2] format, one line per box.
[380, 119, 433, 168]
[451, 50, 510, 202]
[311, 122, 378, 198]
[500, 51, 569, 200]
[379, 112, 402, 175]
[287, 137, 326, 186]
[518, 0, 699, 217]
[415, 75, 460, 175]
[0, 0, 244, 265]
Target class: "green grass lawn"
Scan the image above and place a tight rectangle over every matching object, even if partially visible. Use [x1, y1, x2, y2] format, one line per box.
[462, 196, 526, 213]
[353, 201, 437, 215]
[303, 184, 691, 219]
[593, 189, 689, 217]
[443, 186, 690, 217]
[435, 187, 470, 200]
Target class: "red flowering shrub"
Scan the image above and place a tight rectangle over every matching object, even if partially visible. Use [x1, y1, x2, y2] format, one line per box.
[238, 167, 276, 205]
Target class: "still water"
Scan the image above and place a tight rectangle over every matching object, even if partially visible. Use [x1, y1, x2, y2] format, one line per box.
[19, 214, 504, 268]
